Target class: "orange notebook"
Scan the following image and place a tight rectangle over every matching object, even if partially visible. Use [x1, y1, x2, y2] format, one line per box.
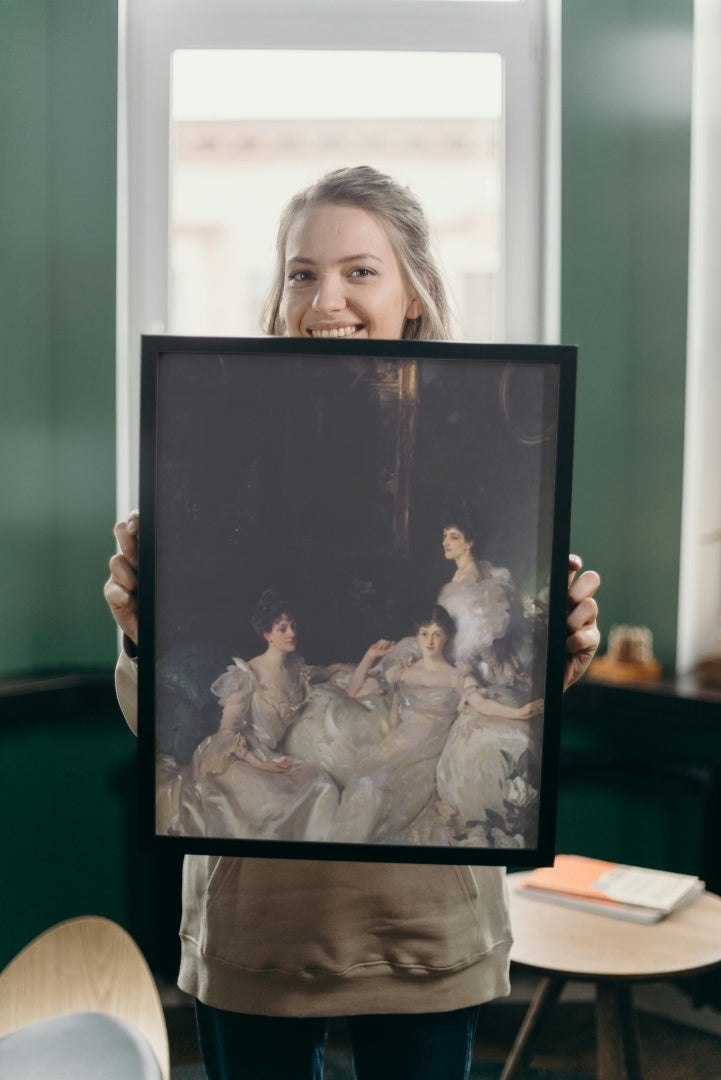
[516, 855, 704, 923]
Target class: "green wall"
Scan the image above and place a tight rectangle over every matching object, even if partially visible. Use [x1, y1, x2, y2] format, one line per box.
[562, 0, 693, 670]
[557, 681, 721, 885]
[0, 0, 129, 967]
[0, 0, 118, 675]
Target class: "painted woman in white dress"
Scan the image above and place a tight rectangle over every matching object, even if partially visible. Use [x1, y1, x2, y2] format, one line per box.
[365, 506, 547, 849]
[437, 506, 530, 690]
[433, 506, 547, 847]
[329, 606, 542, 847]
[372, 505, 528, 692]
[180, 590, 340, 842]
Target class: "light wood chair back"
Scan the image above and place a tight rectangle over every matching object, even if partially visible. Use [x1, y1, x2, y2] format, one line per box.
[0, 915, 170, 1080]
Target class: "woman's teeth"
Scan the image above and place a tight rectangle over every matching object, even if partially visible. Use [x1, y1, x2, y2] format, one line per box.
[310, 325, 360, 338]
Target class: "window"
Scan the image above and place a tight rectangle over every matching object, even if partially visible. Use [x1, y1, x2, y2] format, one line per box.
[677, 1, 721, 673]
[169, 49, 503, 340]
[118, 0, 557, 509]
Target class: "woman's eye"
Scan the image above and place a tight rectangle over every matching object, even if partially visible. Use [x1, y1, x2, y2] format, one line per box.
[288, 270, 313, 283]
[349, 267, 375, 279]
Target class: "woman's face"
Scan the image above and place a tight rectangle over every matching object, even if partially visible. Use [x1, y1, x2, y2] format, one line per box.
[263, 614, 297, 653]
[442, 526, 473, 562]
[281, 203, 421, 340]
[417, 622, 448, 658]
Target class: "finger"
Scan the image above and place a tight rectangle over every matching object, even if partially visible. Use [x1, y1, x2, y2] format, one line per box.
[568, 569, 601, 607]
[113, 517, 139, 568]
[103, 576, 127, 609]
[566, 624, 601, 657]
[103, 579, 139, 642]
[108, 552, 137, 593]
[566, 594, 599, 634]
[103, 581, 134, 619]
[567, 553, 583, 588]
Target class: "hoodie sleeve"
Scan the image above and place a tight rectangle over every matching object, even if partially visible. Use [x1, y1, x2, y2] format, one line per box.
[115, 647, 139, 736]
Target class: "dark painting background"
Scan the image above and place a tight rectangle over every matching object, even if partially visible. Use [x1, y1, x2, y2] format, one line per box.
[150, 348, 560, 762]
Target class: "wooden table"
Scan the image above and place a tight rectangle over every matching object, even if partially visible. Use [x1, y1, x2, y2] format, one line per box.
[502, 874, 721, 1080]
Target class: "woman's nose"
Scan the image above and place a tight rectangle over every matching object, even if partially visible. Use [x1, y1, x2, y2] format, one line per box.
[312, 274, 345, 314]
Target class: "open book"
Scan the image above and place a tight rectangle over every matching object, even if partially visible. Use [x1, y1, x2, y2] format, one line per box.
[515, 854, 705, 923]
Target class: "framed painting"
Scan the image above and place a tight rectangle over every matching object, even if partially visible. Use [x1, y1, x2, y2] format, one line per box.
[138, 336, 576, 866]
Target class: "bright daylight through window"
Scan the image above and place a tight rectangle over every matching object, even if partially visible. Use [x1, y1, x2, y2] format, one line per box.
[170, 50, 503, 343]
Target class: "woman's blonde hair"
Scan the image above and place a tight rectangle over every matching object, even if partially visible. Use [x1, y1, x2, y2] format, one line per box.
[261, 165, 454, 341]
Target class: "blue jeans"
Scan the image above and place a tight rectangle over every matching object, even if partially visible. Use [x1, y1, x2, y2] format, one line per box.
[195, 1000, 481, 1080]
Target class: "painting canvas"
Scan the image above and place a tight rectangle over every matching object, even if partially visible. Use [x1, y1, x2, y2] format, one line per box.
[138, 336, 576, 866]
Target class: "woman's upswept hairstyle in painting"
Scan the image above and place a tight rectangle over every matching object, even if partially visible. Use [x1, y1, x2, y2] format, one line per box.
[414, 603, 455, 637]
[262, 165, 454, 341]
[442, 501, 483, 548]
[250, 589, 296, 639]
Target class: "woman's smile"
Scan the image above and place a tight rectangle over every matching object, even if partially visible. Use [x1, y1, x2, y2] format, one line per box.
[306, 323, 364, 339]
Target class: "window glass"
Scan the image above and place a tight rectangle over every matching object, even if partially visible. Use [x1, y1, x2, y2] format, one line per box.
[364, 0, 521, 3]
[170, 50, 503, 340]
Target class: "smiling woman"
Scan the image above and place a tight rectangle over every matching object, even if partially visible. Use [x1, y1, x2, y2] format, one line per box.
[263, 165, 452, 341]
[282, 205, 421, 340]
[168, 45, 505, 346]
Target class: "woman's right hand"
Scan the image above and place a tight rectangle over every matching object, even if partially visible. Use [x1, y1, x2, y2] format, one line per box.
[365, 639, 396, 662]
[103, 510, 139, 646]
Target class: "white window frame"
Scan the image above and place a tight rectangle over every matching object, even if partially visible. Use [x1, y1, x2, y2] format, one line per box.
[676, 0, 721, 674]
[116, 0, 559, 511]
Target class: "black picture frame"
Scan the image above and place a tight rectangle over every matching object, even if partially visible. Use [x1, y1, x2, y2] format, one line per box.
[138, 335, 576, 866]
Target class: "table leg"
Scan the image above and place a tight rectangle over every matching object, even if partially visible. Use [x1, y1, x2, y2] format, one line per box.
[500, 976, 565, 1080]
[596, 982, 643, 1080]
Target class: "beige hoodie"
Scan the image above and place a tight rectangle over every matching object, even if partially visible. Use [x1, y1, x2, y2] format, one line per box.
[116, 651, 512, 1016]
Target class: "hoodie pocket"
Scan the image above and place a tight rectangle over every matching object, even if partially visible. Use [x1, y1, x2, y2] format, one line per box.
[453, 864, 479, 905]
[182, 856, 509, 976]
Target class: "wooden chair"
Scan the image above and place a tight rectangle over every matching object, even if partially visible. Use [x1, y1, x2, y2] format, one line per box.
[0, 915, 170, 1079]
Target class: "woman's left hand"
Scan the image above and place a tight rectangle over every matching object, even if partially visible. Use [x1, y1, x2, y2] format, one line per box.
[517, 697, 545, 719]
[564, 555, 601, 690]
[261, 756, 292, 773]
